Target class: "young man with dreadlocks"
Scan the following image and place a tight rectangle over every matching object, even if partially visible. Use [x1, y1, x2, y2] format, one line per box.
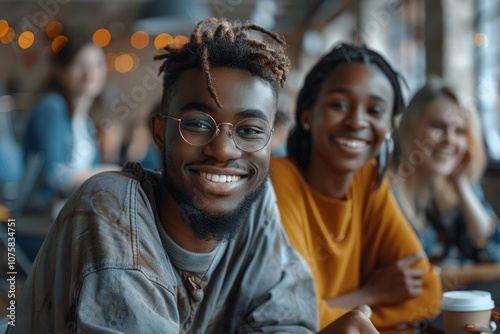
[271, 43, 442, 333]
[10, 19, 379, 333]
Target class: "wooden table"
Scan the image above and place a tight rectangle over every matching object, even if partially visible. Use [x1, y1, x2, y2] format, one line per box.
[439, 263, 500, 291]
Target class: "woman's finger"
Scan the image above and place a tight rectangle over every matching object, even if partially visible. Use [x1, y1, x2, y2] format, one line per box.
[464, 323, 493, 334]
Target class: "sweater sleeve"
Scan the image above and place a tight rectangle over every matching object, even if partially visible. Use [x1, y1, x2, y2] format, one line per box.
[361, 174, 442, 330]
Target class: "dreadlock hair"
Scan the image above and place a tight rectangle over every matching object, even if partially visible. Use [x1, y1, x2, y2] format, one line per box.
[287, 42, 405, 187]
[154, 18, 290, 116]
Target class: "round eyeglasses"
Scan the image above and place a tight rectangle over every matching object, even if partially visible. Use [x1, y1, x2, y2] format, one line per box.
[163, 111, 274, 153]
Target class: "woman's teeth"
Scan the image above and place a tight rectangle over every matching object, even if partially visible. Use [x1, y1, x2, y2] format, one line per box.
[335, 138, 367, 148]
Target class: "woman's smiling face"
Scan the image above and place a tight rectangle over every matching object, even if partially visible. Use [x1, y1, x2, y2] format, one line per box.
[303, 63, 394, 177]
[412, 96, 469, 177]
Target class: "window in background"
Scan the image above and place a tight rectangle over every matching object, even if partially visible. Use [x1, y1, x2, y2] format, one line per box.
[475, 0, 500, 163]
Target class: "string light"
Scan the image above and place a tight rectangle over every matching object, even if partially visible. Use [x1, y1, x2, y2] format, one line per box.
[93, 28, 111, 47]
[18, 31, 35, 49]
[131, 31, 149, 49]
[154, 33, 173, 49]
[0, 20, 9, 38]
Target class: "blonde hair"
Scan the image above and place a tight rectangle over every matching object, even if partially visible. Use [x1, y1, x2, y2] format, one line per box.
[396, 76, 487, 211]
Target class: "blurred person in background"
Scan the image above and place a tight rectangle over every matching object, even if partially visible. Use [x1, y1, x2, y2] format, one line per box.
[390, 76, 500, 264]
[0, 86, 22, 221]
[121, 101, 161, 170]
[271, 90, 295, 157]
[22, 31, 119, 213]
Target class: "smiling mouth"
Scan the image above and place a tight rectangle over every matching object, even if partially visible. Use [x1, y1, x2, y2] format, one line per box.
[335, 138, 368, 149]
[198, 171, 242, 183]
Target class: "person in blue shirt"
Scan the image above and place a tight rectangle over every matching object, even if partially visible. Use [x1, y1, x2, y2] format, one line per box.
[22, 33, 119, 211]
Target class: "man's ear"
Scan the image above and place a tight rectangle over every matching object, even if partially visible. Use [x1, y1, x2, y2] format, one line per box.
[152, 113, 165, 153]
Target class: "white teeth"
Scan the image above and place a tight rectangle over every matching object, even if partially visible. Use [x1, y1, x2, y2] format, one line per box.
[199, 172, 241, 183]
[336, 138, 367, 149]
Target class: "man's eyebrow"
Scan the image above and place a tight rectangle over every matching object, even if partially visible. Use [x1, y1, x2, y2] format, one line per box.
[238, 109, 270, 123]
[327, 88, 389, 104]
[176, 104, 271, 123]
[177, 102, 217, 114]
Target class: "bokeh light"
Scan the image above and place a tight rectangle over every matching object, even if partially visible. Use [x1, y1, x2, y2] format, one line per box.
[51, 35, 68, 53]
[18, 31, 35, 49]
[105, 52, 117, 71]
[0, 20, 9, 38]
[93, 28, 111, 47]
[173, 35, 189, 49]
[115, 53, 134, 73]
[154, 33, 173, 49]
[474, 32, 489, 48]
[46, 21, 63, 39]
[131, 31, 149, 49]
[0, 27, 15, 44]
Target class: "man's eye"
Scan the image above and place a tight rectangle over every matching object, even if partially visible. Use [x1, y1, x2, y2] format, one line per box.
[182, 119, 213, 131]
[236, 126, 267, 139]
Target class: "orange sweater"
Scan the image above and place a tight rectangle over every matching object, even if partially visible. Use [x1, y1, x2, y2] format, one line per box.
[270, 157, 442, 332]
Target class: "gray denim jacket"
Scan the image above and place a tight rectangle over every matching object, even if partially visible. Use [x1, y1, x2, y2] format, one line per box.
[10, 163, 318, 333]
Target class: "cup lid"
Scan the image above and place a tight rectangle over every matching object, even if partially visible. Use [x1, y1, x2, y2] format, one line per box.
[441, 290, 495, 312]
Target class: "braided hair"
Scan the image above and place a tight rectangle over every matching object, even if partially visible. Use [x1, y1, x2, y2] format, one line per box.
[154, 18, 290, 114]
[287, 43, 405, 186]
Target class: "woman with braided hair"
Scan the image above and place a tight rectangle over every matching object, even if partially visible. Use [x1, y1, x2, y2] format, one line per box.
[11, 19, 381, 334]
[271, 43, 442, 333]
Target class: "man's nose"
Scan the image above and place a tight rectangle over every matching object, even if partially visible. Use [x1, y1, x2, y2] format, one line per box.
[202, 124, 242, 162]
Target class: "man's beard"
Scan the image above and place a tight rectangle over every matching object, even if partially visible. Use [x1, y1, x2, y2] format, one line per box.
[161, 153, 268, 242]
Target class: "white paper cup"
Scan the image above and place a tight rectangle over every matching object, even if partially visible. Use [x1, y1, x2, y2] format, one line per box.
[441, 290, 495, 334]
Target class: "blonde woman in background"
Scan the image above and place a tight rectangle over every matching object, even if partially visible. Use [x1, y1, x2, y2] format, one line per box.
[390, 76, 500, 264]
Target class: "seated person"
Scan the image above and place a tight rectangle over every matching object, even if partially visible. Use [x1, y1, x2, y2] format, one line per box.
[0, 89, 22, 220]
[121, 102, 161, 170]
[390, 76, 500, 264]
[10, 18, 379, 334]
[271, 43, 442, 333]
[22, 32, 119, 212]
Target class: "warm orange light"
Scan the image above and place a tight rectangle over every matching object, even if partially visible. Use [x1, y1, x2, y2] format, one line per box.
[154, 33, 173, 49]
[128, 53, 140, 71]
[173, 35, 189, 49]
[0, 20, 9, 38]
[131, 31, 149, 49]
[474, 32, 489, 48]
[115, 54, 134, 73]
[46, 21, 63, 39]
[0, 27, 15, 44]
[105, 52, 117, 71]
[93, 28, 111, 47]
[51, 35, 68, 53]
[18, 31, 35, 49]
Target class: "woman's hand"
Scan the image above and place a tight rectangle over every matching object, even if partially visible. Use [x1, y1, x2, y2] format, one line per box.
[361, 253, 425, 306]
[449, 148, 472, 184]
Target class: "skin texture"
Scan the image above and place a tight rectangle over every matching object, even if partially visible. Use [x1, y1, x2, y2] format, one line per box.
[152, 67, 275, 253]
[301, 63, 394, 199]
